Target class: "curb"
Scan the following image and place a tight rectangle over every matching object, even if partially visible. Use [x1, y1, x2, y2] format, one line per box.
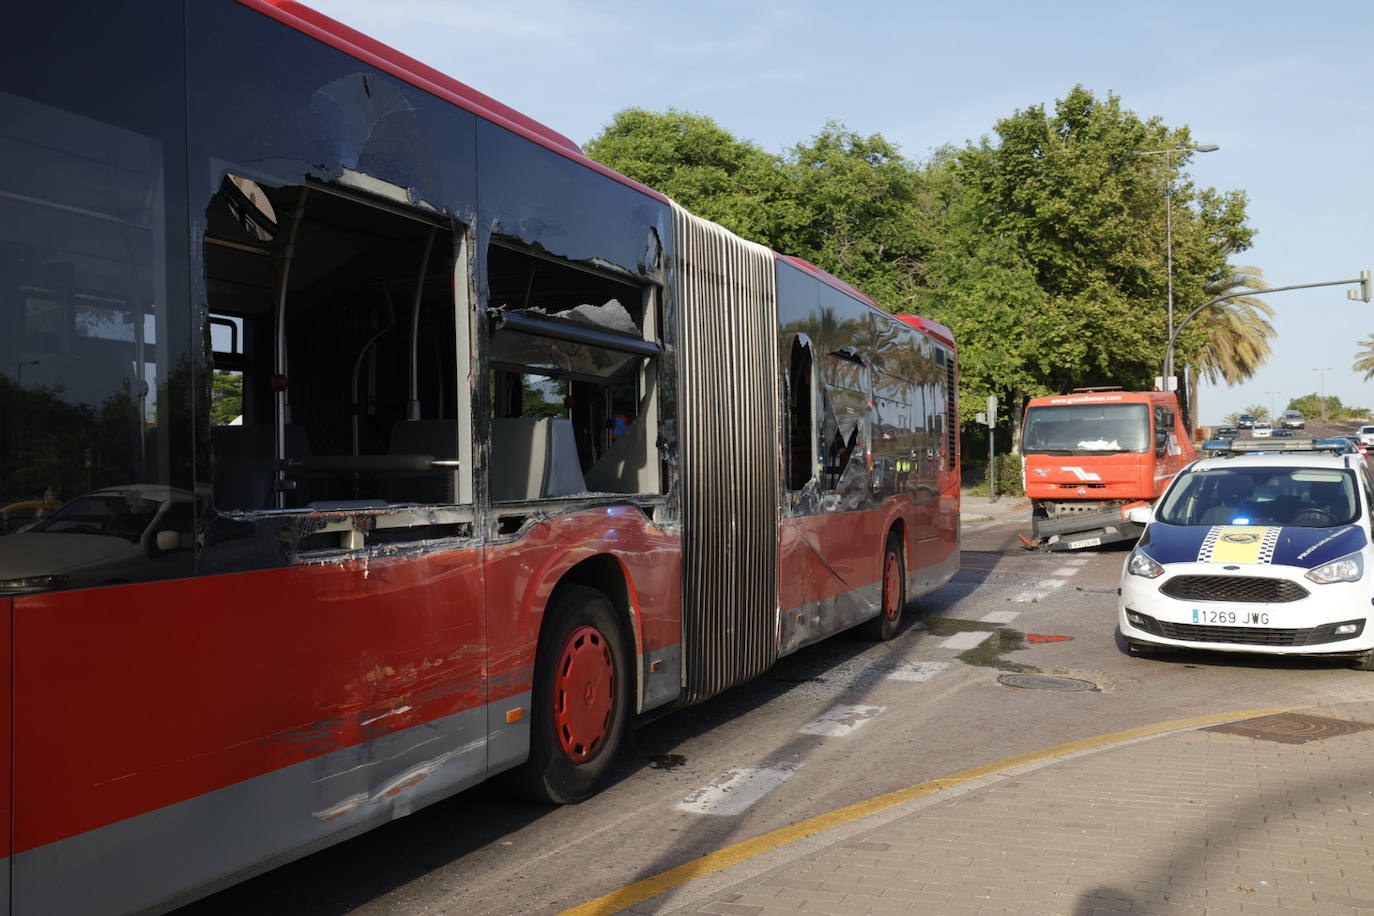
[559, 706, 1300, 916]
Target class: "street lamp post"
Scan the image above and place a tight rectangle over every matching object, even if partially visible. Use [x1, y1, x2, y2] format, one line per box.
[1136, 143, 1219, 389]
[1266, 391, 1281, 422]
[1314, 367, 1332, 424]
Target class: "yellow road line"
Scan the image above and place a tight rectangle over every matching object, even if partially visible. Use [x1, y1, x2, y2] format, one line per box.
[559, 706, 1298, 916]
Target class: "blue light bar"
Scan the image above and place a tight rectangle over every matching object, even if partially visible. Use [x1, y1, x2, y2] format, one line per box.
[1201, 436, 1350, 454]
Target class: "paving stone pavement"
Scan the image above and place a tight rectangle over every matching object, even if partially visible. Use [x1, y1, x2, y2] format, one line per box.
[645, 703, 1374, 916]
[959, 494, 1029, 527]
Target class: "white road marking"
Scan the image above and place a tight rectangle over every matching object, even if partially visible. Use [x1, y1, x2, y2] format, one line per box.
[1053, 565, 1080, 577]
[940, 631, 994, 650]
[980, 611, 1020, 624]
[798, 704, 887, 737]
[1066, 558, 1090, 566]
[1013, 578, 1068, 603]
[675, 765, 799, 817]
[884, 661, 948, 682]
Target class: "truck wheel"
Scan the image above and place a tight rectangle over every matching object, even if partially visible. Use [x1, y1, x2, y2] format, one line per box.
[862, 531, 905, 641]
[504, 585, 630, 804]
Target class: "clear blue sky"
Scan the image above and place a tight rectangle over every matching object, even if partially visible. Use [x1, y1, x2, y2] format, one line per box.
[307, 0, 1374, 424]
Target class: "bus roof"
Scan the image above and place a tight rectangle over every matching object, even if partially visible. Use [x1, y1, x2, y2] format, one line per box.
[244, 1, 933, 336]
[895, 314, 956, 349]
[247, 0, 668, 203]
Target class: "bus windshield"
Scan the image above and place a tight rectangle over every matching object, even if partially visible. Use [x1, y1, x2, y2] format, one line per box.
[1023, 403, 1149, 455]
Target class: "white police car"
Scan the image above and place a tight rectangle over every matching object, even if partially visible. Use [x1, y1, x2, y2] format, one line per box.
[1119, 437, 1374, 669]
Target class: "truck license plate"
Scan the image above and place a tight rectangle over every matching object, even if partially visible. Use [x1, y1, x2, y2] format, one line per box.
[1068, 537, 1101, 549]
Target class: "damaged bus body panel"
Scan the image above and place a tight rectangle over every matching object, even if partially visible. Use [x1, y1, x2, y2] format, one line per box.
[0, 2, 959, 912]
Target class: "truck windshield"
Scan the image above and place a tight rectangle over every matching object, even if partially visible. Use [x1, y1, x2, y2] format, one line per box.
[1023, 403, 1149, 455]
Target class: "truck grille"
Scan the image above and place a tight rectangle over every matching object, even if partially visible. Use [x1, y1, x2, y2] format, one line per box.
[1160, 575, 1308, 603]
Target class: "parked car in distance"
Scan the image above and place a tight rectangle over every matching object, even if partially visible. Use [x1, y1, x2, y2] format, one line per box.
[1237, 414, 1257, 429]
[1358, 425, 1374, 447]
[1252, 422, 1273, 438]
[1214, 426, 1241, 440]
[1281, 410, 1305, 429]
[1270, 428, 1296, 438]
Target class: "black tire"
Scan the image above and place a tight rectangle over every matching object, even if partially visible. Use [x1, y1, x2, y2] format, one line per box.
[1350, 651, 1374, 671]
[861, 531, 905, 640]
[503, 585, 630, 804]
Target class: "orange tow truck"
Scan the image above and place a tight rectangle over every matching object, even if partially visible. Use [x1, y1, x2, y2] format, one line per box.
[1020, 388, 1195, 550]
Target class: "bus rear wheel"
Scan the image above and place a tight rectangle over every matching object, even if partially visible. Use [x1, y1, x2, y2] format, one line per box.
[505, 585, 630, 804]
[862, 532, 905, 641]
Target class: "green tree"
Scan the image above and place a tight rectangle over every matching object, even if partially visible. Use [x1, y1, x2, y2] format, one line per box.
[1288, 392, 1367, 423]
[210, 370, 242, 426]
[949, 87, 1252, 403]
[1183, 265, 1274, 429]
[583, 90, 1256, 450]
[1352, 334, 1374, 381]
[583, 108, 796, 244]
[775, 124, 932, 311]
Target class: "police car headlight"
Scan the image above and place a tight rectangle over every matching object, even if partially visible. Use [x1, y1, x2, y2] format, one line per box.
[1127, 550, 1164, 579]
[1305, 552, 1364, 585]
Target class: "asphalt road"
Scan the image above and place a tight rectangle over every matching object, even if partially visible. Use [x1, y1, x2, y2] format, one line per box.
[180, 503, 1374, 916]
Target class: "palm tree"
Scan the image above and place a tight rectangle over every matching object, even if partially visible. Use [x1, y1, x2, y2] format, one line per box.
[1352, 333, 1374, 381]
[1184, 265, 1275, 429]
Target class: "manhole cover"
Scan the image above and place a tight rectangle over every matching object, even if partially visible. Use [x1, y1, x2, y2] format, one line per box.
[997, 673, 1097, 692]
[1203, 712, 1374, 744]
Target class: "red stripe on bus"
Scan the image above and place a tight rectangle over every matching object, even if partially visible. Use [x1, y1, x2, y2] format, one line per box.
[11, 509, 680, 854]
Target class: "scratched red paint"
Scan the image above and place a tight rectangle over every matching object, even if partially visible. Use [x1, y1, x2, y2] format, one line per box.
[11, 506, 680, 855]
[1026, 634, 1073, 643]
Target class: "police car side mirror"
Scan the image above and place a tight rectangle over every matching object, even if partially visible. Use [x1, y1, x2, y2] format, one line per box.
[1125, 505, 1154, 525]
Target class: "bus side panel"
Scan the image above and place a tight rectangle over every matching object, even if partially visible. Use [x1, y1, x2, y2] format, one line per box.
[0, 598, 9, 916]
[778, 503, 912, 652]
[484, 508, 683, 770]
[11, 552, 486, 916]
[913, 343, 956, 588]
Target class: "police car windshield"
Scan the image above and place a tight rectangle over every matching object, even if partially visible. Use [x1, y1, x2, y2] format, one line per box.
[1156, 466, 1360, 528]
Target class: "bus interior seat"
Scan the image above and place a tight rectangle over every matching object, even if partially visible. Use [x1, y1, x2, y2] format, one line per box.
[489, 417, 586, 501]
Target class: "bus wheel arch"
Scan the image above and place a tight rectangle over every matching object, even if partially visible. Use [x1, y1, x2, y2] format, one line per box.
[862, 522, 907, 641]
[505, 557, 636, 804]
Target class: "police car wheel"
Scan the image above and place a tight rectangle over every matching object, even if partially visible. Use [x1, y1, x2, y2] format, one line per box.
[1350, 651, 1374, 672]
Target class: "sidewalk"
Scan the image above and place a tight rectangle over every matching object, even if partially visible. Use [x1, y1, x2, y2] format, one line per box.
[959, 492, 1028, 526]
[636, 702, 1374, 915]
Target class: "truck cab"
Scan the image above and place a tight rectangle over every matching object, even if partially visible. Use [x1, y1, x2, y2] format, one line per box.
[1021, 389, 1196, 550]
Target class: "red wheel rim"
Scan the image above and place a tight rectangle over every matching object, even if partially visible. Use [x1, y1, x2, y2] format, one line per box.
[883, 549, 902, 621]
[552, 625, 615, 763]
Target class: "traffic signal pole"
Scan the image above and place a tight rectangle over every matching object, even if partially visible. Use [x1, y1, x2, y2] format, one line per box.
[1162, 271, 1373, 394]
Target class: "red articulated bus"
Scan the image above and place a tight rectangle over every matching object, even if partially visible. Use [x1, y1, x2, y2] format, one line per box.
[0, 2, 959, 911]
[1021, 388, 1195, 550]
